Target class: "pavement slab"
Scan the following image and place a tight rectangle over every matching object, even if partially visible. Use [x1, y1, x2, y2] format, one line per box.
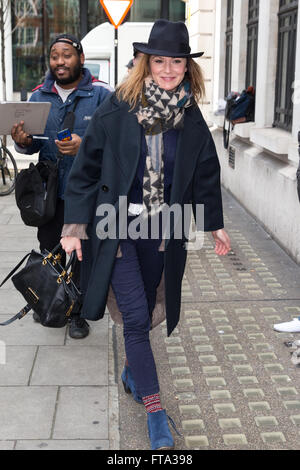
[30, 345, 108, 386]
[0, 313, 67, 345]
[0, 441, 15, 450]
[0, 345, 37, 385]
[52, 386, 108, 440]
[0, 386, 58, 440]
[15, 440, 109, 450]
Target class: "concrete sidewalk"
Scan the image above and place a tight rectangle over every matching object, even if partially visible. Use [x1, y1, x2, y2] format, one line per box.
[0, 194, 119, 450]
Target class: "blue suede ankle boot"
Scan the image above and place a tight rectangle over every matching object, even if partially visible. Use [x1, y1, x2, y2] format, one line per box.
[121, 365, 143, 404]
[147, 409, 175, 450]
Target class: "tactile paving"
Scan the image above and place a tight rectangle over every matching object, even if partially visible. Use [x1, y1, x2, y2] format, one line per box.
[117, 190, 300, 450]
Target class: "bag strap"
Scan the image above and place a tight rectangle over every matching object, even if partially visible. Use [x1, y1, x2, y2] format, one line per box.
[223, 117, 231, 150]
[0, 252, 31, 288]
[57, 96, 81, 162]
[65, 251, 77, 272]
[49, 243, 77, 272]
[43, 243, 78, 276]
[0, 252, 33, 326]
[61, 95, 81, 133]
[0, 304, 31, 326]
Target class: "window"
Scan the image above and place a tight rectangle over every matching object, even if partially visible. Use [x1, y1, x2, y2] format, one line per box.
[274, 0, 298, 131]
[12, 0, 80, 92]
[224, 0, 234, 98]
[129, 0, 161, 21]
[87, 0, 185, 30]
[167, 0, 186, 21]
[245, 0, 259, 89]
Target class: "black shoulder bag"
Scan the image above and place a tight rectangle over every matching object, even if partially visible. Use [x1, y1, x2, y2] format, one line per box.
[0, 244, 81, 328]
[15, 96, 81, 227]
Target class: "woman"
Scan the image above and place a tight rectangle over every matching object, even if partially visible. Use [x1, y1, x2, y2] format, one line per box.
[61, 20, 230, 450]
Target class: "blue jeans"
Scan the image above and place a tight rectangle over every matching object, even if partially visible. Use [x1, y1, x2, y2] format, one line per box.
[111, 238, 164, 397]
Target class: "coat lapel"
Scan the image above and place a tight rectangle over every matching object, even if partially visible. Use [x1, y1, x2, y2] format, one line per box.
[101, 100, 142, 191]
[169, 107, 203, 206]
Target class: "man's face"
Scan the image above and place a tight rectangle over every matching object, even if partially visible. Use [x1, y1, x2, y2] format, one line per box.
[49, 42, 84, 86]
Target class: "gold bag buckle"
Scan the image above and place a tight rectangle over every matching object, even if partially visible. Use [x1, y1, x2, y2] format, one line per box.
[42, 252, 53, 265]
[57, 270, 67, 284]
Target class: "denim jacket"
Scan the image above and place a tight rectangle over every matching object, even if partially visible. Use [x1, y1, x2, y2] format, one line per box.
[15, 68, 112, 198]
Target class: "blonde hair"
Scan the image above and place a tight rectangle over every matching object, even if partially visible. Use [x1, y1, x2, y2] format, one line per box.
[116, 54, 206, 108]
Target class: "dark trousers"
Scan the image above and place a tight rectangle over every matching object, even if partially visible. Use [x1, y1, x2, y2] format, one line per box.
[37, 198, 81, 315]
[111, 238, 164, 397]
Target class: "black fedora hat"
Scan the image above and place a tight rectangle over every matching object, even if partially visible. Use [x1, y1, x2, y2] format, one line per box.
[133, 19, 204, 58]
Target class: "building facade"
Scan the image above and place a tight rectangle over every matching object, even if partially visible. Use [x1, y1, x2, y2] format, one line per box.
[186, 0, 300, 263]
[184, 0, 216, 122]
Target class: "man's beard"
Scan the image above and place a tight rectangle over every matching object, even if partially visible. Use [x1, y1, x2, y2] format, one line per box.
[51, 61, 82, 85]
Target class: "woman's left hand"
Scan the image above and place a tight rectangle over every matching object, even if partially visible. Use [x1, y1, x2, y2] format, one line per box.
[212, 229, 231, 256]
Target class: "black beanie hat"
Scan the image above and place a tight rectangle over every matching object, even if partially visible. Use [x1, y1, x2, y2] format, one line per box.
[49, 34, 83, 55]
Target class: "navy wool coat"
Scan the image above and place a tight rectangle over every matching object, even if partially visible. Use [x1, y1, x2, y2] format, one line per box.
[64, 93, 224, 336]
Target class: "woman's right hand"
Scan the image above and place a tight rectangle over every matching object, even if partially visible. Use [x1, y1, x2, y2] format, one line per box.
[60, 237, 82, 261]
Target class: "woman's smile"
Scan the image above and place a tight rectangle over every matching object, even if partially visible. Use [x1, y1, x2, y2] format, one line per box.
[149, 56, 187, 91]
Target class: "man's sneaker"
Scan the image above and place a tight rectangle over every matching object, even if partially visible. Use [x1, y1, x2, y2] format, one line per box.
[274, 318, 300, 333]
[69, 316, 90, 339]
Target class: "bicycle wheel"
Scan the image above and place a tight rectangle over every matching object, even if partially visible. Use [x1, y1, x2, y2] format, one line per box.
[0, 146, 18, 196]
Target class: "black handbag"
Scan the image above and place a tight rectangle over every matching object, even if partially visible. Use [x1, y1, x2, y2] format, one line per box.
[14, 97, 81, 227]
[0, 244, 82, 328]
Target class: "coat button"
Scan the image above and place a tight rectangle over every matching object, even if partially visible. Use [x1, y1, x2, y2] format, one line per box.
[102, 185, 109, 192]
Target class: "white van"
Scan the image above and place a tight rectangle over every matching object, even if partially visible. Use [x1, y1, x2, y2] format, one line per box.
[84, 59, 110, 83]
[82, 21, 153, 88]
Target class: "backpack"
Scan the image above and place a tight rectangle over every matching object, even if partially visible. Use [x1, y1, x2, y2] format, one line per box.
[223, 86, 255, 149]
[15, 160, 58, 227]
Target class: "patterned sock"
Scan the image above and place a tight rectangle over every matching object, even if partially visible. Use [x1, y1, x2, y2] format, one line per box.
[142, 393, 163, 413]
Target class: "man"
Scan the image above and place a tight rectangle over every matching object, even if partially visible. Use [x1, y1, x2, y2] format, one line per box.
[133, 47, 144, 66]
[125, 48, 144, 75]
[11, 33, 112, 339]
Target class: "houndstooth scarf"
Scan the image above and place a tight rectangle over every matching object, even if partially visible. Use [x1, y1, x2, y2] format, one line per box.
[135, 77, 192, 214]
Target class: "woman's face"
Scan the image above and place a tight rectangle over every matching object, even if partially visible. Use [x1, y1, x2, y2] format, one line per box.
[149, 56, 187, 91]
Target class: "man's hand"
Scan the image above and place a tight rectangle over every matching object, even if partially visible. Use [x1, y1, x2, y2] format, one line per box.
[11, 121, 33, 147]
[55, 133, 82, 156]
[60, 236, 82, 261]
[212, 229, 231, 256]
